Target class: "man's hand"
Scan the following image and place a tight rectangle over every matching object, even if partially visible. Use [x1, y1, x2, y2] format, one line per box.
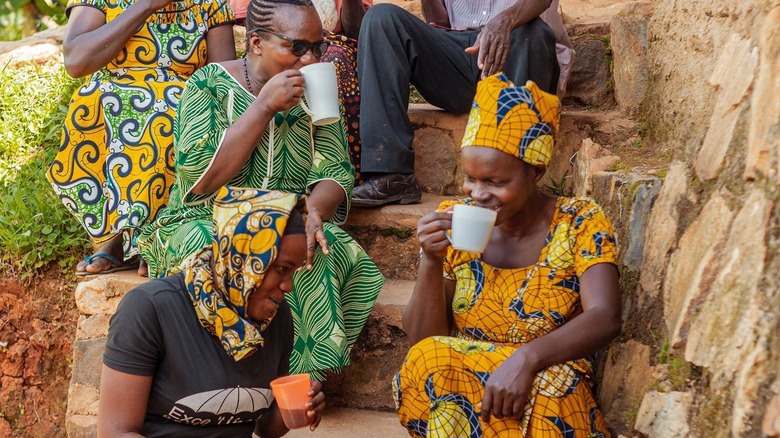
[465, 14, 514, 79]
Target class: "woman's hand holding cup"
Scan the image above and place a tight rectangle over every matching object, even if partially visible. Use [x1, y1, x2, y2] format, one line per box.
[305, 380, 325, 431]
[257, 70, 305, 115]
[270, 373, 325, 431]
[416, 209, 453, 259]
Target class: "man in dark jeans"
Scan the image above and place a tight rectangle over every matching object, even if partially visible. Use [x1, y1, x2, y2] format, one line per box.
[352, 0, 560, 207]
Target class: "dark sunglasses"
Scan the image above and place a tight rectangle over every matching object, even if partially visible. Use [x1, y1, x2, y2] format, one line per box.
[249, 26, 330, 59]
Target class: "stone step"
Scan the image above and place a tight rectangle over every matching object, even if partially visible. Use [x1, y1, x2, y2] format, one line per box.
[285, 408, 400, 438]
[345, 193, 448, 281]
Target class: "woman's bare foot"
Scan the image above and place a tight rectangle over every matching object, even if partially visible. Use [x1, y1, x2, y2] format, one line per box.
[138, 259, 149, 277]
[75, 236, 133, 275]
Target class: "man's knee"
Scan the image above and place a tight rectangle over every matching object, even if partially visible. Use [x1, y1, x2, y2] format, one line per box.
[508, 17, 556, 48]
[362, 3, 411, 31]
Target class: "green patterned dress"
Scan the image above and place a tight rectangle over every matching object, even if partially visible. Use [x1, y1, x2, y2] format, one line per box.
[46, 0, 233, 251]
[137, 63, 384, 379]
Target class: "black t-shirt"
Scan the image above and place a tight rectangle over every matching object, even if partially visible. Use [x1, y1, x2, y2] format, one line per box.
[104, 273, 293, 438]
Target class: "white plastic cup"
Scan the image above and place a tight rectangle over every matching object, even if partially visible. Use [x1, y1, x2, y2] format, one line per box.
[447, 204, 498, 253]
[299, 62, 340, 126]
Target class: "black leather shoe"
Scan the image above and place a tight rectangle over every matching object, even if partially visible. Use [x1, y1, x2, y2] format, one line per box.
[351, 173, 422, 207]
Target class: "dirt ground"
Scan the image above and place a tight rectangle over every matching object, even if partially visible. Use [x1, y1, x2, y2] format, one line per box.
[0, 269, 79, 437]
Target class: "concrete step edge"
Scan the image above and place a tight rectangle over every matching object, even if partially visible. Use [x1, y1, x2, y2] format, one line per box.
[285, 407, 400, 437]
[372, 279, 414, 330]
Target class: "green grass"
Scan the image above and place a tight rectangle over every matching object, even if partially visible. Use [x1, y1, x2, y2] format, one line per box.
[0, 60, 88, 279]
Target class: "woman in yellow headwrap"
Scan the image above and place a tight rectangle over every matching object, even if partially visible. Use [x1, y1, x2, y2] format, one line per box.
[394, 74, 621, 437]
[97, 187, 325, 437]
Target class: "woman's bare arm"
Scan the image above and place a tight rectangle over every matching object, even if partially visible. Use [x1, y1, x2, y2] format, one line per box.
[402, 211, 457, 345]
[97, 365, 153, 438]
[63, 0, 172, 77]
[205, 25, 238, 63]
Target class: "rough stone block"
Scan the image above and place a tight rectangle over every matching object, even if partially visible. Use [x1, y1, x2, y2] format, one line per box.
[663, 193, 733, 349]
[623, 178, 662, 271]
[67, 383, 100, 417]
[413, 127, 460, 195]
[75, 272, 147, 315]
[565, 38, 611, 107]
[610, 2, 653, 114]
[634, 391, 693, 437]
[684, 190, 770, 378]
[66, 414, 98, 438]
[638, 161, 689, 302]
[693, 34, 758, 181]
[409, 104, 466, 195]
[70, 338, 106, 389]
[347, 193, 448, 231]
[76, 314, 112, 341]
[745, 7, 780, 182]
[599, 340, 654, 422]
[572, 138, 620, 197]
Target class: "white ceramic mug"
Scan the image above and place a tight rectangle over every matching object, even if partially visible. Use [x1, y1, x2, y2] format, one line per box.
[447, 204, 497, 253]
[299, 62, 340, 126]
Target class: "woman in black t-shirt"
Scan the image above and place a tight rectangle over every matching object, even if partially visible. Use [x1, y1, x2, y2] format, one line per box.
[97, 188, 324, 438]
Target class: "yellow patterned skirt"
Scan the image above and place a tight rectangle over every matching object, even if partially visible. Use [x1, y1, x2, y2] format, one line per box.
[394, 336, 610, 438]
[46, 70, 180, 247]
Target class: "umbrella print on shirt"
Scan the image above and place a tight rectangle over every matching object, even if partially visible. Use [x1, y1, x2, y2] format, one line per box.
[176, 387, 274, 415]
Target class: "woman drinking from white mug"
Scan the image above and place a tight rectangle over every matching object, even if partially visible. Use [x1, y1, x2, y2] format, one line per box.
[137, 0, 384, 382]
[395, 74, 622, 437]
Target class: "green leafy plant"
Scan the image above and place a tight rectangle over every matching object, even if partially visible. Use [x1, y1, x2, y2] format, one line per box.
[545, 170, 569, 196]
[0, 61, 88, 278]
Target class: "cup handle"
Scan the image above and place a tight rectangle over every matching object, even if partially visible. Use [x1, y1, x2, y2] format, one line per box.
[445, 229, 453, 246]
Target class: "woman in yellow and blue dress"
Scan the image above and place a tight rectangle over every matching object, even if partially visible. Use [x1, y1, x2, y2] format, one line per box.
[46, 0, 236, 275]
[395, 74, 621, 437]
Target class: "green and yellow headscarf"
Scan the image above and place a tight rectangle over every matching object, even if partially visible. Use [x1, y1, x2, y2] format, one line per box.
[461, 74, 561, 166]
[182, 187, 304, 361]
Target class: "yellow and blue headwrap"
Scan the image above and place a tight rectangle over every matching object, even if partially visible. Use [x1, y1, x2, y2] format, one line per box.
[182, 187, 304, 361]
[461, 73, 561, 166]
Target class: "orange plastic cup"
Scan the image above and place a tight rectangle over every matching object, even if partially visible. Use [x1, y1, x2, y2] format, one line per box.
[270, 374, 312, 429]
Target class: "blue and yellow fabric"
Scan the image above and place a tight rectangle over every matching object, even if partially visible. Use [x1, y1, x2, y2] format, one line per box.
[182, 187, 302, 361]
[461, 74, 561, 167]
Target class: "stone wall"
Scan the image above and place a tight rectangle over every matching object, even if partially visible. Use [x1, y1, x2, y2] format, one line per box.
[599, 0, 780, 436]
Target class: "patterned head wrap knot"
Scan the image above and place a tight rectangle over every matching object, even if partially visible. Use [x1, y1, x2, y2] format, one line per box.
[182, 187, 304, 361]
[461, 73, 561, 167]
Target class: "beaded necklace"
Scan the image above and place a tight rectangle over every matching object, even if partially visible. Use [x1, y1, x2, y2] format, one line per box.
[242, 57, 254, 94]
